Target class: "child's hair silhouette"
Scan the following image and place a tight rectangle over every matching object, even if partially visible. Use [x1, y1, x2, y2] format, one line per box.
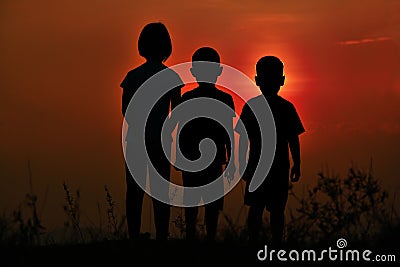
[255, 56, 285, 95]
[192, 46, 220, 63]
[190, 47, 223, 84]
[138, 22, 172, 62]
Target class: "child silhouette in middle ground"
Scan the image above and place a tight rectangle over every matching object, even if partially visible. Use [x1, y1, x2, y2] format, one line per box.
[174, 47, 235, 242]
[235, 56, 305, 247]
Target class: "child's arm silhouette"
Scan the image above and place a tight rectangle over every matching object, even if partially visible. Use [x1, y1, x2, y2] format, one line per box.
[224, 116, 235, 182]
[238, 132, 249, 181]
[289, 135, 301, 182]
[170, 86, 181, 112]
[164, 87, 182, 143]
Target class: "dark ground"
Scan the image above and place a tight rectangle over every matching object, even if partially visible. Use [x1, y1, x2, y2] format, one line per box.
[1, 238, 398, 267]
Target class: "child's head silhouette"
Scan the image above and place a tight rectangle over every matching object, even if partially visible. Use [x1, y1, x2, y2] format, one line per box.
[138, 22, 172, 63]
[190, 47, 223, 85]
[255, 56, 285, 96]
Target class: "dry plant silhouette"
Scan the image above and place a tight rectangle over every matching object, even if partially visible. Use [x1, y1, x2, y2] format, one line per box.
[285, 161, 398, 248]
[1, 161, 398, 267]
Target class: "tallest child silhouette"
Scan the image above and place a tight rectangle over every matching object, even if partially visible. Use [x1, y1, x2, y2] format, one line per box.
[120, 22, 183, 240]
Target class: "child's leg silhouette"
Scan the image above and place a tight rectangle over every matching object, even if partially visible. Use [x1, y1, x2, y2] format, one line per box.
[205, 203, 219, 241]
[247, 205, 264, 244]
[270, 209, 285, 247]
[185, 206, 198, 240]
[148, 143, 171, 241]
[125, 164, 145, 239]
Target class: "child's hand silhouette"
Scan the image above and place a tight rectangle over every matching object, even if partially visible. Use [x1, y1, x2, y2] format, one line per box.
[290, 164, 301, 182]
[224, 164, 235, 184]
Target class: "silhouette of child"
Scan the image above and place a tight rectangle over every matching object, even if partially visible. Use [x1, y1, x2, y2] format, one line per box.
[235, 56, 305, 246]
[120, 22, 182, 241]
[174, 47, 235, 242]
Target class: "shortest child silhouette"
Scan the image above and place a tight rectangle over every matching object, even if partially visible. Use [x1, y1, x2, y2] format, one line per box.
[174, 47, 235, 242]
[235, 56, 305, 247]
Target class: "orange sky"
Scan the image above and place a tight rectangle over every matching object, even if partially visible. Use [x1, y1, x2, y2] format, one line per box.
[1, 0, 400, 236]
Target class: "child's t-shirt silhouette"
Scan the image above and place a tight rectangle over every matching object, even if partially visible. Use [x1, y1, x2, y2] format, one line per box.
[235, 94, 305, 207]
[176, 86, 235, 185]
[121, 61, 182, 143]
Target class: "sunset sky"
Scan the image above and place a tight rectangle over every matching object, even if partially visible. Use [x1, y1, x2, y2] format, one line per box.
[1, 0, 400, 235]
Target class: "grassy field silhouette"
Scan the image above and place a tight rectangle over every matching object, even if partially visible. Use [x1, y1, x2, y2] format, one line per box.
[1, 163, 399, 266]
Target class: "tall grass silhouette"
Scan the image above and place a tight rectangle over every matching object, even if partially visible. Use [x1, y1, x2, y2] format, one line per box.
[1, 161, 398, 249]
[285, 162, 398, 248]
